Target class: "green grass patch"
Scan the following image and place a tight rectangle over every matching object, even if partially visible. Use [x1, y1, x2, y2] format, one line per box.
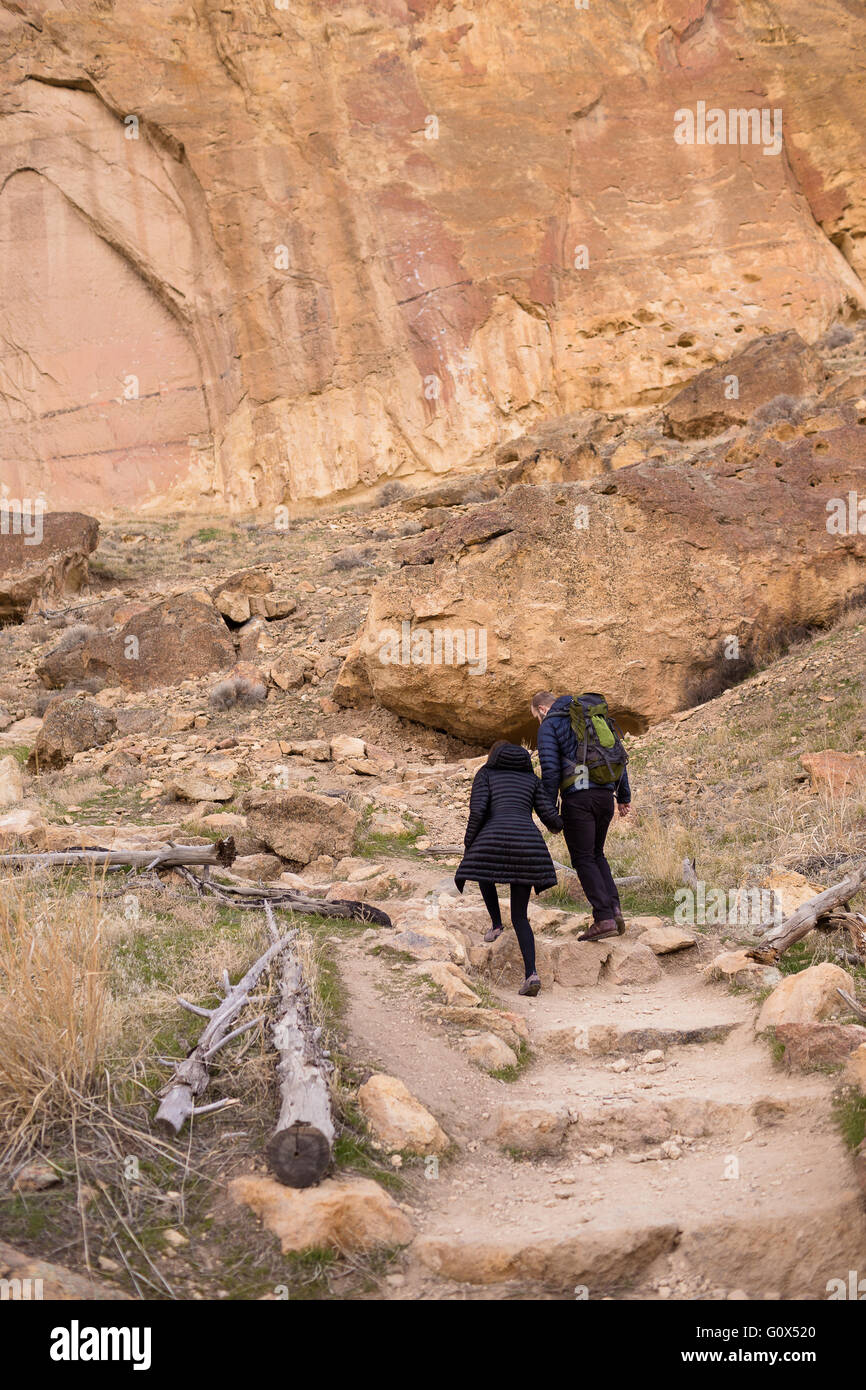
[833, 1086, 866, 1151]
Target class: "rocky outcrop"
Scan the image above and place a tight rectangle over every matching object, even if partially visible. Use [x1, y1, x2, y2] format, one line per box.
[0, 513, 98, 624]
[662, 332, 826, 439]
[2, 7, 866, 512]
[335, 385, 866, 737]
[36, 593, 236, 692]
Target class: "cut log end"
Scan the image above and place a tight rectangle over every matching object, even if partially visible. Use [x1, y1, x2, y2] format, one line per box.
[215, 836, 237, 867]
[266, 1122, 332, 1188]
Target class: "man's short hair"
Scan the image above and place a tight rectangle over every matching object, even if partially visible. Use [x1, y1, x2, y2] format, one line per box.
[530, 690, 555, 715]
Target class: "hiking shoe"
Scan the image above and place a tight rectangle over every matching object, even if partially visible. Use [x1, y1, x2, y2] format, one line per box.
[578, 919, 619, 942]
[614, 911, 627, 936]
[483, 925, 504, 943]
[518, 973, 541, 997]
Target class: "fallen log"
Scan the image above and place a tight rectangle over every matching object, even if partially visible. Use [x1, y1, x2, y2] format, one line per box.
[837, 987, 866, 1024]
[172, 863, 391, 926]
[0, 837, 236, 871]
[761, 860, 866, 954]
[154, 929, 293, 1136]
[263, 904, 335, 1188]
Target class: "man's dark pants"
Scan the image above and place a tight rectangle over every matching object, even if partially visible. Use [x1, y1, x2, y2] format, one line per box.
[560, 787, 621, 923]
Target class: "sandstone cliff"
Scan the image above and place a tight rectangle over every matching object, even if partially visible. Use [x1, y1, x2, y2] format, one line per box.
[2, 1, 865, 512]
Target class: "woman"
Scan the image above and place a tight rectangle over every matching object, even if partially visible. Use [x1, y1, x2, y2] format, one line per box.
[455, 741, 563, 997]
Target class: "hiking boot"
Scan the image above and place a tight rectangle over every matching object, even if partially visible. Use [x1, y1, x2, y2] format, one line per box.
[614, 910, 627, 935]
[518, 973, 541, 997]
[483, 925, 504, 943]
[578, 919, 619, 943]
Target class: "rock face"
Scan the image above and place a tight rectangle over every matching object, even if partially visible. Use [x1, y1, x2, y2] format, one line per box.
[0, 513, 98, 624]
[336, 392, 866, 737]
[37, 593, 236, 692]
[229, 1174, 413, 1255]
[357, 1074, 450, 1155]
[28, 697, 116, 770]
[241, 789, 358, 866]
[2, 7, 866, 512]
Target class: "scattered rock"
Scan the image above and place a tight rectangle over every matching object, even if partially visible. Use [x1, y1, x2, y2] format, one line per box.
[229, 1174, 413, 1253]
[168, 772, 234, 802]
[357, 1074, 450, 1155]
[269, 654, 308, 690]
[0, 806, 46, 849]
[490, 1103, 569, 1155]
[0, 755, 24, 807]
[230, 853, 284, 881]
[12, 1159, 62, 1192]
[330, 734, 366, 761]
[706, 950, 784, 991]
[605, 940, 663, 985]
[462, 1032, 518, 1071]
[0, 1240, 128, 1299]
[638, 924, 697, 955]
[416, 960, 481, 1006]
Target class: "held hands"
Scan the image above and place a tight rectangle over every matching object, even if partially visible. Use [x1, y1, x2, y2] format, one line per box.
[616, 802, 631, 819]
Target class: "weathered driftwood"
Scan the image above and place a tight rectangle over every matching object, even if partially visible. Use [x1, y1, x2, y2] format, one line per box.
[837, 987, 866, 1024]
[761, 860, 866, 954]
[263, 904, 335, 1187]
[172, 862, 391, 926]
[154, 930, 293, 1136]
[0, 837, 236, 871]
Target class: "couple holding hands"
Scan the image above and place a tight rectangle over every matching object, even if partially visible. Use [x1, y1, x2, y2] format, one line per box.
[454, 692, 632, 997]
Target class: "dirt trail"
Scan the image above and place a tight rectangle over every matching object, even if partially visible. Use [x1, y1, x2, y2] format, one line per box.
[338, 898, 866, 1302]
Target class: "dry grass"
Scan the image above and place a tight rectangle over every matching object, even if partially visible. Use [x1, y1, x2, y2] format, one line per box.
[626, 809, 695, 892]
[0, 871, 116, 1161]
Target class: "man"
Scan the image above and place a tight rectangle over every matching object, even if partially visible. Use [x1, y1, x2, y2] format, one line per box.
[531, 691, 631, 941]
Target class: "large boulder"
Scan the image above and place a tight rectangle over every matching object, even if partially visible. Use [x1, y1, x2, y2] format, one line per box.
[800, 751, 866, 795]
[27, 697, 116, 770]
[241, 789, 358, 865]
[335, 415, 866, 739]
[0, 513, 99, 624]
[662, 331, 825, 440]
[756, 963, 855, 1031]
[37, 593, 235, 691]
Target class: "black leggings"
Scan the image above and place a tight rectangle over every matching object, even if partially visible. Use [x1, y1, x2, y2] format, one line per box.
[478, 881, 536, 978]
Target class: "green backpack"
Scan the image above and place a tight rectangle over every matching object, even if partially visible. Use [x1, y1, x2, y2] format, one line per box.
[560, 692, 629, 792]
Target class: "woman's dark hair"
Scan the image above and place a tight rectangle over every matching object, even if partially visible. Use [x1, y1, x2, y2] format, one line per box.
[486, 740, 510, 765]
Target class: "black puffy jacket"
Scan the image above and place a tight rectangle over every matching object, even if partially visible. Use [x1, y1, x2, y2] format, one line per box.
[537, 695, 632, 807]
[454, 743, 563, 893]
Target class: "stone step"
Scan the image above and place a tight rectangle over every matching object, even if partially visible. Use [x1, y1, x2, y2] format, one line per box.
[534, 1018, 742, 1057]
[411, 1134, 866, 1297]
